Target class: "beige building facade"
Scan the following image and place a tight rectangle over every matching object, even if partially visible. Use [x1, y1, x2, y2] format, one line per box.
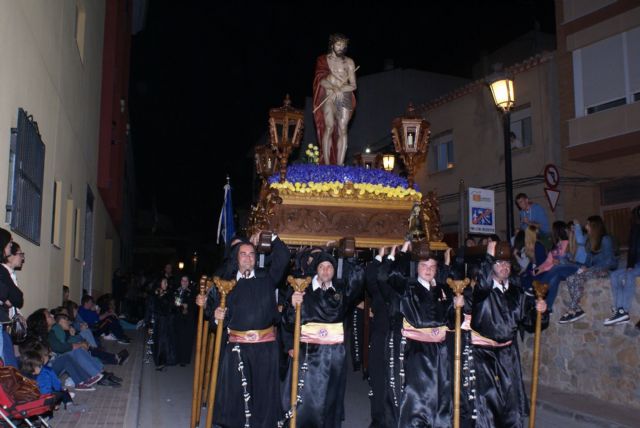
[415, 53, 561, 242]
[556, 0, 640, 248]
[0, 1, 121, 314]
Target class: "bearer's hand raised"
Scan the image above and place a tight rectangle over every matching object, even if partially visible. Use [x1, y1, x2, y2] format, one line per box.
[487, 241, 497, 257]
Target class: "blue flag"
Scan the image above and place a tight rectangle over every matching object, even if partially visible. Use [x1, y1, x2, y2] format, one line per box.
[216, 179, 235, 245]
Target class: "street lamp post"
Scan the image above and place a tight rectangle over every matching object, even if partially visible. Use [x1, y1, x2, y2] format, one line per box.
[488, 75, 515, 241]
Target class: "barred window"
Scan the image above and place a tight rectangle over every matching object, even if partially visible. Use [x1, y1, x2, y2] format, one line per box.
[5, 108, 46, 245]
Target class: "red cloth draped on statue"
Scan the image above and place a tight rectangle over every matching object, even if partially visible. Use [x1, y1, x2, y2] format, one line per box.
[313, 55, 356, 165]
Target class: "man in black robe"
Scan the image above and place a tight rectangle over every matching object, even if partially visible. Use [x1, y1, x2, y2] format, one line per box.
[471, 241, 548, 428]
[196, 233, 290, 428]
[364, 246, 403, 428]
[174, 275, 195, 366]
[383, 241, 460, 427]
[281, 251, 364, 428]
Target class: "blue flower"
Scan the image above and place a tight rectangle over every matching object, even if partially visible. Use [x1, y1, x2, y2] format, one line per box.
[268, 164, 415, 189]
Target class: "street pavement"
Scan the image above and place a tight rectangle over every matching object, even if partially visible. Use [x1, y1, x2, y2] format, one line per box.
[138, 352, 634, 428]
[31, 321, 636, 427]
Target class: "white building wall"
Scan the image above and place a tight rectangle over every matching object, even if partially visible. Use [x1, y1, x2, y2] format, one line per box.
[0, 1, 119, 313]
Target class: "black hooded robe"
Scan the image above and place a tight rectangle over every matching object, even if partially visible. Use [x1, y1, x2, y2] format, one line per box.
[365, 257, 403, 428]
[148, 289, 178, 367]
[470, 254, 548, 428]
[210, 237, 290, 428]
[174, 284, 196, 365]
[385, 252, 454, 428]
[281, 254, 364, 428]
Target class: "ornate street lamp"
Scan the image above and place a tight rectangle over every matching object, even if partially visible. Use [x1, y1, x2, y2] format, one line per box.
[489, 76, 515, 111]
[488, 72, 516, 240]
[391, 102, 430, 187]
[382, 153, 395, 172]
[254, 144, 279, 198]
[268, 94, 304, 182]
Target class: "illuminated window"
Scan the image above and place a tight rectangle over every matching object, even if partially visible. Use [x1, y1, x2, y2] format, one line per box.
[430, 132, 454, 173]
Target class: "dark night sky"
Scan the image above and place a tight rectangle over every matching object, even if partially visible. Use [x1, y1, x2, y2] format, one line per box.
[129, 0, 556, 242]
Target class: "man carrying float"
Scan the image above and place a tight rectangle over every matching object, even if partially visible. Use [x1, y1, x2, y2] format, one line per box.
[470, 241, 548, 427]
[381, 240, 462, 427]
[280, 250, 364, 428]
[196, 232, 290, 428]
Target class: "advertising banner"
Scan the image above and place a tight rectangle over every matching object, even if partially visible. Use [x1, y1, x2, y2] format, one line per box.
[469, 187, 495, 234]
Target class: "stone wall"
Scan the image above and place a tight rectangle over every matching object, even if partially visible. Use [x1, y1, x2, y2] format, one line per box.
[519, 277, 640, 409]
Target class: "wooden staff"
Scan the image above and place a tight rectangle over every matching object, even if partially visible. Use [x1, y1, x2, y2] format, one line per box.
[287, 275, 312, 428]
[205, 277, 238, 428]
[194, 278, 213, 426]
[447, 277, 471, 428]
[200, 329, 214, 406]
[190, 276, 207, 428]
[196, 277, 213, 423]
[529, 280, 549, 428]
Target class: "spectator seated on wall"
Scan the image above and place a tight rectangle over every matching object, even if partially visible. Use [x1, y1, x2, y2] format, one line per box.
[78, 295, 130, 344]
[604, 205, 640, 326]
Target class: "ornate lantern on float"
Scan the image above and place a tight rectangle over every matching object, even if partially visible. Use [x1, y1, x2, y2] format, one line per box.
[268, 94, 304, 182]
[354, 149, 382, 170]
[391, 102, 430, 188]
[382, 153, 395, 172]
[254, 144, 278, 197]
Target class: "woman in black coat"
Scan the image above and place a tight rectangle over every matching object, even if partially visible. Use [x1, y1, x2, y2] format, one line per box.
[146, 278, 177, 370]
[0, 232, 25, 367]
[173, 275, 195, 366]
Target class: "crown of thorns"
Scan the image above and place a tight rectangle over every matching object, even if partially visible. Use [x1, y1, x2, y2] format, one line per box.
[328, 33, 349, 49]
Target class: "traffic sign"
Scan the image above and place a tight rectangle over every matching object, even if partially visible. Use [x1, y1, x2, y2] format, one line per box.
[544, 164, 560, 189]
[544, 187, 560, 212]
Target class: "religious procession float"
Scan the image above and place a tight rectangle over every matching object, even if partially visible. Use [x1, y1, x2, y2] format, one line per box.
[190, 34, 552, 428]
[247, 95, 447, 252]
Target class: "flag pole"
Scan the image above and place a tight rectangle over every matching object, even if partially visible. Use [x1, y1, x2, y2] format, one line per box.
[217, 175, 236, 246]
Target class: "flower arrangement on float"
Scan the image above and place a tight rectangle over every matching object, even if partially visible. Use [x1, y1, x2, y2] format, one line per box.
[302, 143, 320, 164]
[268, 164, 421, 201]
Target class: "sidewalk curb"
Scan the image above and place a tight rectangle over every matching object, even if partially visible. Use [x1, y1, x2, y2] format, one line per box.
[124, 330, 145, 427]
[536, 398, 635, 428]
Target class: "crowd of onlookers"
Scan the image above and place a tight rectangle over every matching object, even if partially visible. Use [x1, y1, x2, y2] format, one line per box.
[0, 226, 136, 421]
[456, 194, 639, 328]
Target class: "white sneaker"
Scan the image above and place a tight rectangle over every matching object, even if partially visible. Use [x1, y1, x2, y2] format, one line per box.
[101, 333, 117, 341]
[64, 377, 75, 388]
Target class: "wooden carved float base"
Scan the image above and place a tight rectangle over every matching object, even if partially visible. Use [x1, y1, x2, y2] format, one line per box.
[266, 194, 446, 249]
